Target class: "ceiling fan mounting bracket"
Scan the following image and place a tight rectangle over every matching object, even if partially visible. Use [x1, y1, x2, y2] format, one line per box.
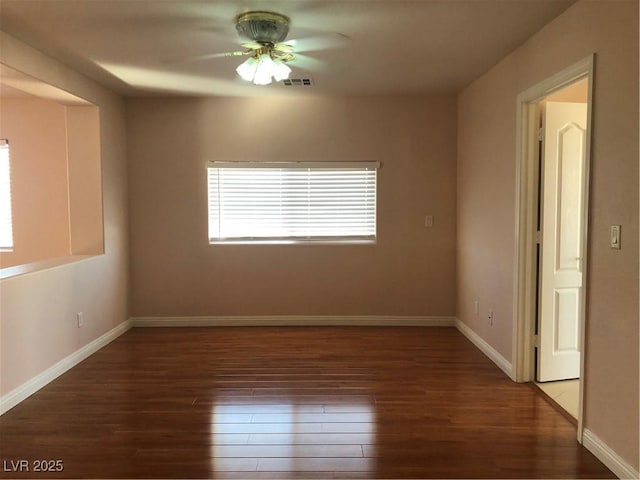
[235, 11, 291, 45]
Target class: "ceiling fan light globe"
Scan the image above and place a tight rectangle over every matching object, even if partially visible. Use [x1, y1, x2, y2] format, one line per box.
[258, 53, 276, 69]
[236, 56, 258, 82]
[253, 54, 276, 85]
[272, 60, 291, 82]
[253, 70, 273, 85]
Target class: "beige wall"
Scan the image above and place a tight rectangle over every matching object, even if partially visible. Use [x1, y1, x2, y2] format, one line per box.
[67, 106, 103, 256]
[457, 0, 638, 470]
[0, 97, 71, 266]
[0, 32, 129, 395]
[127, 95, 457, 317]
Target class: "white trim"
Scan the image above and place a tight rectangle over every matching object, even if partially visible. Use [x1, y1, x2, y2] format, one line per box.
[208, 161, 380, 169]
[0, 319, 132, 415]
[517, 56, 595, 102]
[131, 315, 455, 328]
[512, 55, 594, 442]
[513, 92, 540, 384]
[0, 254, 98, 280]
[209, 238, 377, 246]
[455, 319, 514, 379]
[582, 429, 639, 480]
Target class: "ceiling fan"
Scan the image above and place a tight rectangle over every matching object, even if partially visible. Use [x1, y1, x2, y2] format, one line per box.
[229, 11, 296, 85]
[186, 11, 349, 86]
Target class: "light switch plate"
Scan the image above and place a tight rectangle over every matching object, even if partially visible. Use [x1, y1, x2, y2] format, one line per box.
[610, 225, 621, 249]
[424, 215, 433, 228]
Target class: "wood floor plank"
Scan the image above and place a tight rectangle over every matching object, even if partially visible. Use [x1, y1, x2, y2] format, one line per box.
[247, 412, 374, 423]
[213, 422, 324, 434]
[256, 457, 372, 472]
[0, 326, 615, 478]
[212, 404, 326, 414]
[246, 432, 373, 445]
[136, 444, 364, 458]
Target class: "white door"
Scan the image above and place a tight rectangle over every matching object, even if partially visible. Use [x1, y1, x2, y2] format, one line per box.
[537, 101, 588, 382]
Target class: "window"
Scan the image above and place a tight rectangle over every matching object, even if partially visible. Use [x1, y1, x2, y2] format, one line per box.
[207, 162, 379, 244]
[0, 139, 13, 251]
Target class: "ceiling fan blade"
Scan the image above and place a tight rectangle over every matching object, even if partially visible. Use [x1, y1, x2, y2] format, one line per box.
[274, 43, 294, 53]
[220, 50, 254, 58]
[283, 33, 351, 53]
[240, 41, 263, 50]
[165, 50, 251, 64]
[289, 53, 327, 71]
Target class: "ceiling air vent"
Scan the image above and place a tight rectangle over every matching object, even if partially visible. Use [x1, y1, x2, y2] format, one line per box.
[282, 78, 314, 86]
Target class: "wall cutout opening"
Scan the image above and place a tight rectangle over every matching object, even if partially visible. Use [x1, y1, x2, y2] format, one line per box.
[0, 64, 103, 276]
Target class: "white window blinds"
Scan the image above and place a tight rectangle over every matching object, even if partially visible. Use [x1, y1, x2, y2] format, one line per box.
[0, 140, 13, 250]
[207, 162, 379, 243]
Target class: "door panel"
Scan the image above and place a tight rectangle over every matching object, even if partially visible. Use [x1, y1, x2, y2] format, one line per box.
[554, 288, 580, 352]
[537, 101, 587, 382]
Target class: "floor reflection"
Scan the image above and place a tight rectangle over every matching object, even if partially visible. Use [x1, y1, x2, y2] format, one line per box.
[209, 399, 375, 474]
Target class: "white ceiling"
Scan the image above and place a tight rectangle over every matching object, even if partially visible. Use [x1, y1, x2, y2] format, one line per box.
[0, 0, 576, 97]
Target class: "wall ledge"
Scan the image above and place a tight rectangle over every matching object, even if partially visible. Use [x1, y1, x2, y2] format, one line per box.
[454, 318, 514, 379]
[583, 428, 639, 480]
[0, 254, 100, 280]
[131, 315, 456, 327]
[0, 318, 132, 415]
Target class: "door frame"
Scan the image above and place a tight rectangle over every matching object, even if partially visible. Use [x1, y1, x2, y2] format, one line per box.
[512, 54, 594, 442]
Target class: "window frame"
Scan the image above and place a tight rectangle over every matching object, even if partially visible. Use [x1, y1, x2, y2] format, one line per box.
[0, 139, 14, 252]
[207, 161, 380, 245]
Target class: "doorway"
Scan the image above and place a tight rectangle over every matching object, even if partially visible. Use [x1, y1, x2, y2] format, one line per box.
[535, 80, 589, 419]
[512, 55, 594, 442]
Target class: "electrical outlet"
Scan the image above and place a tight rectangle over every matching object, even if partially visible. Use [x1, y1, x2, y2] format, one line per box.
[77, 312, 84, 328]
[474, 301, 479, 316]
[488, 310, 494, 326]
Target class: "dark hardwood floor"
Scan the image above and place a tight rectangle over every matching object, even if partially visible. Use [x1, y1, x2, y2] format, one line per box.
[0, 327, 614, 479]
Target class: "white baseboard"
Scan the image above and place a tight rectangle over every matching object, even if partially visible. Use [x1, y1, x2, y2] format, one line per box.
[131, 315, 456, 327]
[455, 318, 514, 379]
[583, 429, 639, 479]
[0, 318, 132, 415]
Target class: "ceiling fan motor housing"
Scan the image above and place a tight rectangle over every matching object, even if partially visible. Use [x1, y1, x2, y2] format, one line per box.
[235, 11, 290, 44]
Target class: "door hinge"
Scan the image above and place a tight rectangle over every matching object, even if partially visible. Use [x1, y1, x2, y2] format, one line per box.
[534, 334, 539, 348]
[535, 231, 542, 244]
[538, 127, 543, 142]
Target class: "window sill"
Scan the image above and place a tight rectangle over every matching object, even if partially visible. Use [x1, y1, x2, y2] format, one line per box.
[209, 239, 377, 246]
[0, 255, 99, 280]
